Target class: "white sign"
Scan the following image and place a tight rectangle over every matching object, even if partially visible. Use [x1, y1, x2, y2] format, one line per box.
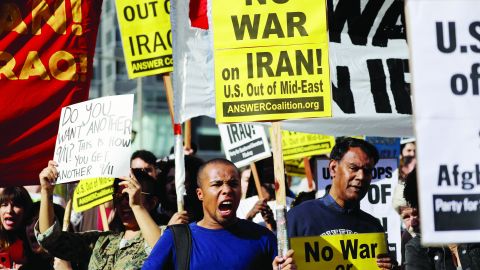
[219, 123, 271, 168]
[54, 95, 134, 183]
[406, 0, 480, 244]
[316, 158, 401, 262]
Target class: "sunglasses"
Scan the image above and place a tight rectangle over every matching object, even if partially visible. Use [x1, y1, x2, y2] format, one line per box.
[112, 191, 152, 202]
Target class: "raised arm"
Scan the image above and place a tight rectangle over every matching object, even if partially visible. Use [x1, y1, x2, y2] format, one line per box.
[38, 160, 58, 233]
[118, 171, 163, 248]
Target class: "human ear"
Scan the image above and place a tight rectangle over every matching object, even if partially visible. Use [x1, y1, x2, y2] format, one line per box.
[196, 188, 203, 201]
[329, 160, 337, 179]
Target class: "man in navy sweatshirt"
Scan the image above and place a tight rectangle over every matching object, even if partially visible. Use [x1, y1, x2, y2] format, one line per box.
[287, 137, 397, 270]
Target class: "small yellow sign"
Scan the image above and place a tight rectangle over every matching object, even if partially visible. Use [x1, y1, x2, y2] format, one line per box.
[285, 158, 305, 177]
[116, 0, 172, 78]
[280, 130, 334, 161]
[73, 177, 115, 212]
[291, 233, 387, 270]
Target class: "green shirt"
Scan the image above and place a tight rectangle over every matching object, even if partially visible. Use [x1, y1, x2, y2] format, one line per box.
[35, 221, 151, 270]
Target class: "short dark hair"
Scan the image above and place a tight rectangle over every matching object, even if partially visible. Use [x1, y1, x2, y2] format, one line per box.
[115, 170, 159, 197]
[0, 187, 34, 241]
[330, 137, 379, 165]
[130, 150, 157, 166]
[197, 158, 239, 187]
[404, 169, 418, 208]
[0, 186, 33, 217]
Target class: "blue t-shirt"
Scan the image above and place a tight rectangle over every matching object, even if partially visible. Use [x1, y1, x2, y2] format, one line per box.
[142, 220, 277, 270]
[287, 194, 385, 237]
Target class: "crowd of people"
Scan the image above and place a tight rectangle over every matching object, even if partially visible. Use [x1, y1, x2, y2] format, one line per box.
[1, 137, 478, 269]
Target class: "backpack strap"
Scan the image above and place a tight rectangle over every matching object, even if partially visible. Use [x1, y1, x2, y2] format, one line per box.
[169, 224, 192, 270]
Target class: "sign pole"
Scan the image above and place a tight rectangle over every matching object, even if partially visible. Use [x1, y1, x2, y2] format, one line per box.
[251, 162, 273, 231]
[303, 157, 314, 190]
[164, 73, 186, 212]
[250, 162, 264, 201]
[137, 78, 143, 148]
[163, 74, 175, 126]
[184, 120, 192, 151]
[271, 122, 289, 258]
[62, 183, 75, 231]
[62, 199, 72, 231]
[99, 204, 110, 231]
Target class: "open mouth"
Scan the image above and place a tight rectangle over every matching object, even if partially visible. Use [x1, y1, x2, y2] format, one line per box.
[118, 208, 133, 219]
[218, 200, 234, 217]
[3, 216, 16, 228]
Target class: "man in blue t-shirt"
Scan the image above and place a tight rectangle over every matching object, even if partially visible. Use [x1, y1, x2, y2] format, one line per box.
[142, 158, 296, 270]
[287, 137, 397, 270]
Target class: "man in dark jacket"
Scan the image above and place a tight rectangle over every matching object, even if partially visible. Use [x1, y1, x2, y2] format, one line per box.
[403, 169, 480, 270]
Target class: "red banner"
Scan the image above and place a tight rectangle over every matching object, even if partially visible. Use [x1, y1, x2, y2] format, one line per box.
[0, 0, 102, 186]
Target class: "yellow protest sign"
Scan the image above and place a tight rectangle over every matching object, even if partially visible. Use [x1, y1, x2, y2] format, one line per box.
[285, 159, 305, 177]
[212, 0, 331, 123]
[291, 233, 387, 270]
[280, 130, 334, 161]
[73, 177, 115, 212]
[116, 0, 172, 78]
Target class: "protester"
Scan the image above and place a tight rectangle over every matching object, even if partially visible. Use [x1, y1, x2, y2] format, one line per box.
[35, 160, 163, 270]
[131, 150, 159, 178]
[400, 141, 416, 159]
[156, 155, 204, 223]
[391, 180, 415, 270]
[142, 158, 296, 269]
[287, 137, 396, 270]
[403, 169, 480, 270]
[399, 141, 416, 179]
[239, 167, 251, 200]
[0, 186, 34, 269]
[23, 202, 74, 270]
[236, 157, 293, 230]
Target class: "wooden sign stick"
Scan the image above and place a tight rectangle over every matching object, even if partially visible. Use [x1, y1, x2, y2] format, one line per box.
[62, 199, 72, 232]
[271, 122, 289, 257]
[163, 74, 175, 126]
[99, 204, 110, 231]
[184, 120, 192, 151]
[250, 162, 264, 201]
[303, 156, 314, 190]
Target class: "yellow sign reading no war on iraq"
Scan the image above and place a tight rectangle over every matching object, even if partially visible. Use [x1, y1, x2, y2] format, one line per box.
[212, 0, 331, 123]
[291, 233, 387, 270]
[116, 0, 172, 78]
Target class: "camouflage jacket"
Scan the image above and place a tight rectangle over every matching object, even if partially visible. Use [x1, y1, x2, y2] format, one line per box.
[35, 221, 150, 270]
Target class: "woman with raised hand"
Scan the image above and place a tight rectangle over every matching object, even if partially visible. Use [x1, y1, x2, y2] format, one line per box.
[36, 160, 163, 270]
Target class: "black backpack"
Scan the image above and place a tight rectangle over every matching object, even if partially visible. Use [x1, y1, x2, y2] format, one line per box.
[169, 224, 192, 270]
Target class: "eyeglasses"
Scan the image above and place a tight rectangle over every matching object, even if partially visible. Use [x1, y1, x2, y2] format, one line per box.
[112, 191, 152, 202]
[132, 167, 155, 173]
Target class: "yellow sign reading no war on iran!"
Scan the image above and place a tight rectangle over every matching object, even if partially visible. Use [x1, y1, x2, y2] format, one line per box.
[291, 233, 387, 270]
[73, 177, 115, 212]
[116, 0, 172, 78]
[212, 0, 331, 123]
